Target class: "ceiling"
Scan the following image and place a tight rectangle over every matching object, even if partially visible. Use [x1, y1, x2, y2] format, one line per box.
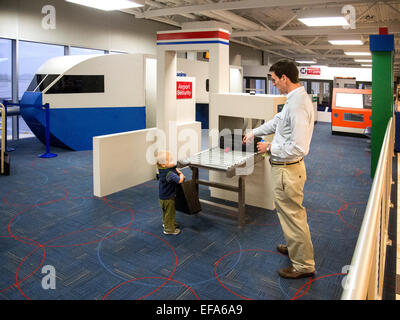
[122, 0, 400, 75]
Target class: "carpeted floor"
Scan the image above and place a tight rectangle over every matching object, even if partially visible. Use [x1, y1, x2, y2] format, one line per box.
[0, 122, 373, 300]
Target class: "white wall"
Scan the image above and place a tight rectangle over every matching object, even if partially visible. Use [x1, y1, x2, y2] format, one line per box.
[298, 66, 372, 82]
[177, 58, 244, 103]
[243, 65, 270, 78]
[93, 122, 201, 197]
[229, 42, 262, 66]
[177, 58, 209, 104]
[145, 56, 157, 128]
[0, 0, 176, 54]
[229, 67, 243, 93]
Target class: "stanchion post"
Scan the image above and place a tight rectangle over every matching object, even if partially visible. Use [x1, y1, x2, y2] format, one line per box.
[2, 100, 15, 153]
[39, 103, 57, 159]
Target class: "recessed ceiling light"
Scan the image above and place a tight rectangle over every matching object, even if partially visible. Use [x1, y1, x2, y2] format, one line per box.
[65, 0, 144, 11]
[298, 17, 349, 27]
[296, 60, 317, 64]
[297, 8, 350, 27]
[344, 52, 371, 56]
[328, 40, 364, 45]
[354, 59, 372, 63]
[327, 35, 364, 46]
[361, 64, 372, 67]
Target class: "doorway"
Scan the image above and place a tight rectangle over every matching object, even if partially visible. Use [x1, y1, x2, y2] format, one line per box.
[243, 77, 267, 94]
[301, 79, 333, 111]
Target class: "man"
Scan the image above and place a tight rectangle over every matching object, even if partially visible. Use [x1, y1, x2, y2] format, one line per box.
[243, 60, 315, 279]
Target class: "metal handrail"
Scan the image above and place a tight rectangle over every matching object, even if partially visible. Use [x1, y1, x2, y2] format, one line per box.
[0, 103, 5, 174]
[341, 117, 394, 299]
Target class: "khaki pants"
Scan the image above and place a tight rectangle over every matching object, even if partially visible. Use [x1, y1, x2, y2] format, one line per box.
[271, 161, 315, 273]
[159, 198, 176, 232]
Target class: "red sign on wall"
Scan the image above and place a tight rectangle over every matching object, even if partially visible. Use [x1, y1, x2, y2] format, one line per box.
[176, 81, 193, 99]
[307, 67, 321, 75]
[300, 67, 321, 76]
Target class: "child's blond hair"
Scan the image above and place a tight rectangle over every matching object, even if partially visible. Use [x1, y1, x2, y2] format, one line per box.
[156, 151, 172, 167]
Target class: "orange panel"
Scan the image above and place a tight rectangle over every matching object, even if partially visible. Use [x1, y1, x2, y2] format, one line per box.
[332, 108, 372, 129]
[331, 88, 372, 130]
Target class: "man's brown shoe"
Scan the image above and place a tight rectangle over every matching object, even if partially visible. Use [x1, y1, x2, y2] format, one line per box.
[277, 244, 288, 255]
[278, 266, 315, 279]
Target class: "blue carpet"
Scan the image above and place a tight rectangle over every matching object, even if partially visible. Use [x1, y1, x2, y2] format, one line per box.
[0, 122, 372, 300]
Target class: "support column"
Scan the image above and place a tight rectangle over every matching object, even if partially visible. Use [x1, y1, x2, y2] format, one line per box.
[209, 43, 230, 148]
[369, 29, 394, 177]
[156, 50, 177, 153]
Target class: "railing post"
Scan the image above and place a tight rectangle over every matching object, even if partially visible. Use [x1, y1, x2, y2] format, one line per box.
[39, 103, 57, 159]
[367, 223, 379, 300]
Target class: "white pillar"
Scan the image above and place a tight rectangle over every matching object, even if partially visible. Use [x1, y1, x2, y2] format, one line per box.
[209, 43, 230, 147]
[156, 50, 177, 151]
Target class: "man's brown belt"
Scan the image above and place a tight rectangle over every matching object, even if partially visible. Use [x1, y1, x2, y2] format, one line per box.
[269, 158, 304, 166]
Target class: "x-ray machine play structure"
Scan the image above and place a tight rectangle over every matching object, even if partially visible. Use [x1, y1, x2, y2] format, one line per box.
[156, 22, 286, 224]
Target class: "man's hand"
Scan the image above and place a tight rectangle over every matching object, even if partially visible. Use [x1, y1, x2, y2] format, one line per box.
[242, 132, 254, 145]
[257, 141, 270, 153]
[179, 173, 185, 183]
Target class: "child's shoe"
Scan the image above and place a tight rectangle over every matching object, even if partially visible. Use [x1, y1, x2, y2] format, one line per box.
[163, 228, 181, 235]
[163, 223, 179, 228]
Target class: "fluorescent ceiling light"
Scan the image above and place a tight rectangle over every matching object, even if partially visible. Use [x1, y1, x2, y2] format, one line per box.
[328, 40, 363, 45]
[298, 17, 349, 27]
[327, 35, 364, 45]
[344, 52, 371, 56]
[354, 59, 372, 63]
[298, 8, 351, 27]
[361, 64, 372, 67]
[65, 0, 144, 11]
[296, 60, 317, 64]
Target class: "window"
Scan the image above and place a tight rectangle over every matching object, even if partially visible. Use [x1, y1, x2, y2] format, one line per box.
[27, 74, 60, 92]
[110, 51, 127, 54]
[0, 38, 12, 101]
[46, 75, 104, 94]
[18, 41, 64, 99]
[300, 80, 308, 91]
[70, 47, 105, 55]
[268, 79, 281, 95]
[336, 93, 363, 109]
[244, 77, 266, 94]
[363, 94, 372, 109]
[343, 113, 364, 122]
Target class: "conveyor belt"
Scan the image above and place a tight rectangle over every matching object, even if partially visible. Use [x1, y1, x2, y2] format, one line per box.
[179, 147, 264, 178]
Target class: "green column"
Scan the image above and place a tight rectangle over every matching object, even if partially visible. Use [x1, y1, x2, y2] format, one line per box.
[370, 34, 394, 178]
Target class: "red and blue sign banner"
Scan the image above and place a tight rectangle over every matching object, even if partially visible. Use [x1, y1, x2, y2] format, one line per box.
[157, 29, 229, 46]
[176, 81, 193, 99]
[299, 67, 321, 76]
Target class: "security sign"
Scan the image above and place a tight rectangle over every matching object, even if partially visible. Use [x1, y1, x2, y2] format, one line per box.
[307, 67, 321, 75]
[299, 67, 321, 76]
[176, 81, 192, 99]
